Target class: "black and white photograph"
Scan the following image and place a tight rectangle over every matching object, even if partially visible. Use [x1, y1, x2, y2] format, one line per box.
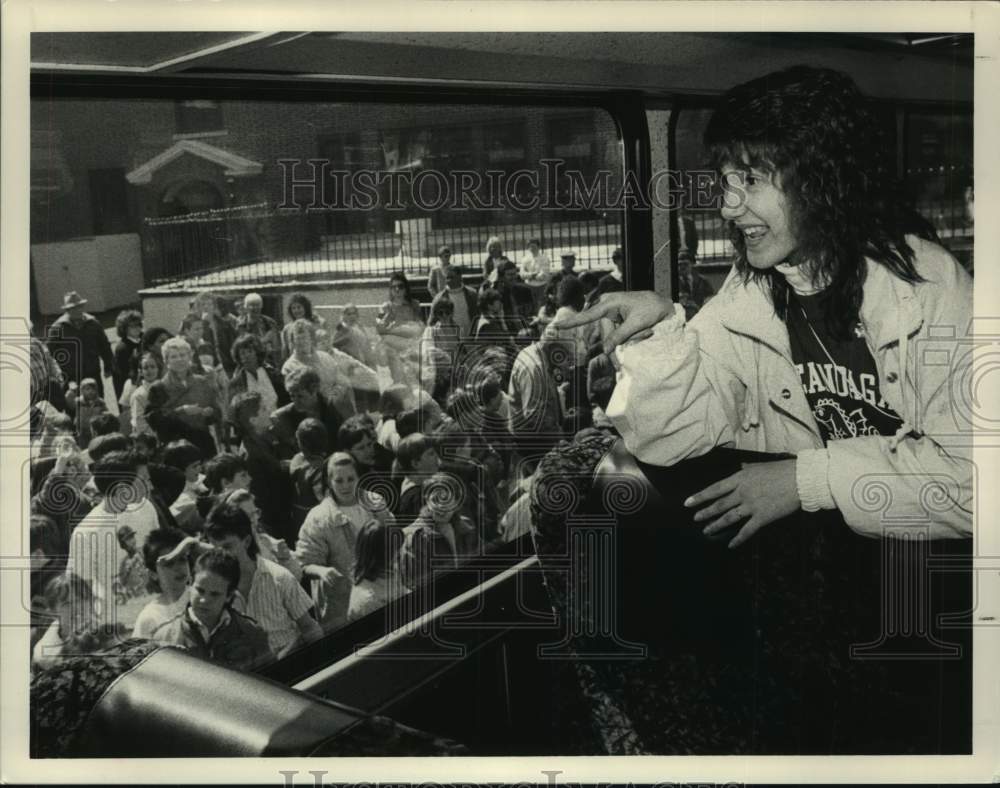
[2, 1, 998, 784]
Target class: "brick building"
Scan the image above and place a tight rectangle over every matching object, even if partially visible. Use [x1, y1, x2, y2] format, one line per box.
[30, 96, 625, 311]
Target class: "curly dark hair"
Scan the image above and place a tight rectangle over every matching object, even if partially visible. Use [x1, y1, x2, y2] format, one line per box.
[704, 65, 936, 340]
[286, 293, 315, 322]
[230, 332, 266, 368]
[115, 309, 143, 340]
[140, 327, 172, 354]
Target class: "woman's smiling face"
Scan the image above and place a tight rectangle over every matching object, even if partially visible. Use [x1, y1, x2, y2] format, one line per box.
[164, 345, 192, 375]
[719, 164, 801, 270]
[139, 354, 161, 383]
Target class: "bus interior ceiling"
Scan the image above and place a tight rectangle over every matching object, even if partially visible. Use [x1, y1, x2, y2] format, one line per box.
[30, 31, 973, 313]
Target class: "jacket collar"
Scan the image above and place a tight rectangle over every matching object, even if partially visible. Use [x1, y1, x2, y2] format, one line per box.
[713, 259, 923, 356]
[321, 496, 356, 527]
[52, 311, 94, 328]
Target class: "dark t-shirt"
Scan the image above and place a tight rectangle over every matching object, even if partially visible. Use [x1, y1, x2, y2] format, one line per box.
[786, 291, 903, 445]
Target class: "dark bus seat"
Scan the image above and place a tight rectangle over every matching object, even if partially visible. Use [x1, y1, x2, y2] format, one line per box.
[73, 646, 465, 757]
[528, 433, 972, 753]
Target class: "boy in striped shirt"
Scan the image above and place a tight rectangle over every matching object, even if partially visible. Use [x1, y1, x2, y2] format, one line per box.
[205, 501, 322, 657]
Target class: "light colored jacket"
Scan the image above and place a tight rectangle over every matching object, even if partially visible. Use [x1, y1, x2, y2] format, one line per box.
[295, 494, 395, 628]
[608, 237, 973, 540]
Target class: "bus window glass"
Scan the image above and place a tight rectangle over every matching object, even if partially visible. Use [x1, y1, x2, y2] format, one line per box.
[905, 109, 974, 273]
[29, 96, 626, 668]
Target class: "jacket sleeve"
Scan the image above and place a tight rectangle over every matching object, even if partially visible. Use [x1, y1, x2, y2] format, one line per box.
[510, 359, 548, 434]
[294, 511, 331, 566]
[796, 251, 973, 539]
[111, 342, 131, 399]
[267, 366, 290, 406]
[97, 323, 115, 373]
[269, 409, 298, 460]
[342, 354, 380, 393]
[607, 301, 743, 465]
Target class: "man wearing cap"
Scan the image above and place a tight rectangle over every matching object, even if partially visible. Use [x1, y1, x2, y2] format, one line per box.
[559, 252, 578, 277]
[47, 291, 114, 389]
[594, 247, 625, 300]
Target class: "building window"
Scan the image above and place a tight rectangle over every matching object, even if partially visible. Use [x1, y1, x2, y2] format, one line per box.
[174, 99, 226, 137]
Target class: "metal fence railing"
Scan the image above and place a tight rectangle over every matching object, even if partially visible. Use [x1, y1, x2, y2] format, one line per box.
[687, 195, 973, 269]
[142, 206, 623, 290]
[142, 195, 972, 289]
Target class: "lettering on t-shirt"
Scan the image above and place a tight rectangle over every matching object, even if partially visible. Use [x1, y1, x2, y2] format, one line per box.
[786, 293, 903, 445]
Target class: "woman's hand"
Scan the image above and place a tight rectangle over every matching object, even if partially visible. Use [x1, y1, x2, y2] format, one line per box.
[52, 436, 78, 471]
[685, 459, 801, 548]
[272, 539, 292, 563]
[314, 565, 342, 587]
[329, 384, 349, 403]
[157, 535, 205, 565]
[553, 291, 674, 355]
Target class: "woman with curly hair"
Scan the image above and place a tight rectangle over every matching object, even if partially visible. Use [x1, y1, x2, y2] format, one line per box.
[280, 292, 326, 362]
[124, 350, 164, 436]
[139, 326, 172, 365]
[229, 332, 289, 434]
[558, 65, 972, 547]
[482, 235, 509, 284]
[375, 271, 425, 383]
[111, 309, 144, 400]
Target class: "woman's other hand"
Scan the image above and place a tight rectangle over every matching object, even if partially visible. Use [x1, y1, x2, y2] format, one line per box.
[685, 459, 802, 548]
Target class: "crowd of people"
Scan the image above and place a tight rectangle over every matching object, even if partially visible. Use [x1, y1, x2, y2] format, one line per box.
[28, 245, 651, 673]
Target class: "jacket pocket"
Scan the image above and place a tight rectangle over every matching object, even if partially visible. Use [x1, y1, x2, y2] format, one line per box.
[734, 379, 758, 432]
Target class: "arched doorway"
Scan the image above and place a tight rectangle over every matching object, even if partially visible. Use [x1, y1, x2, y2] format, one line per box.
[158, 179, 225, 217]
[154, 180, 227, 278]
